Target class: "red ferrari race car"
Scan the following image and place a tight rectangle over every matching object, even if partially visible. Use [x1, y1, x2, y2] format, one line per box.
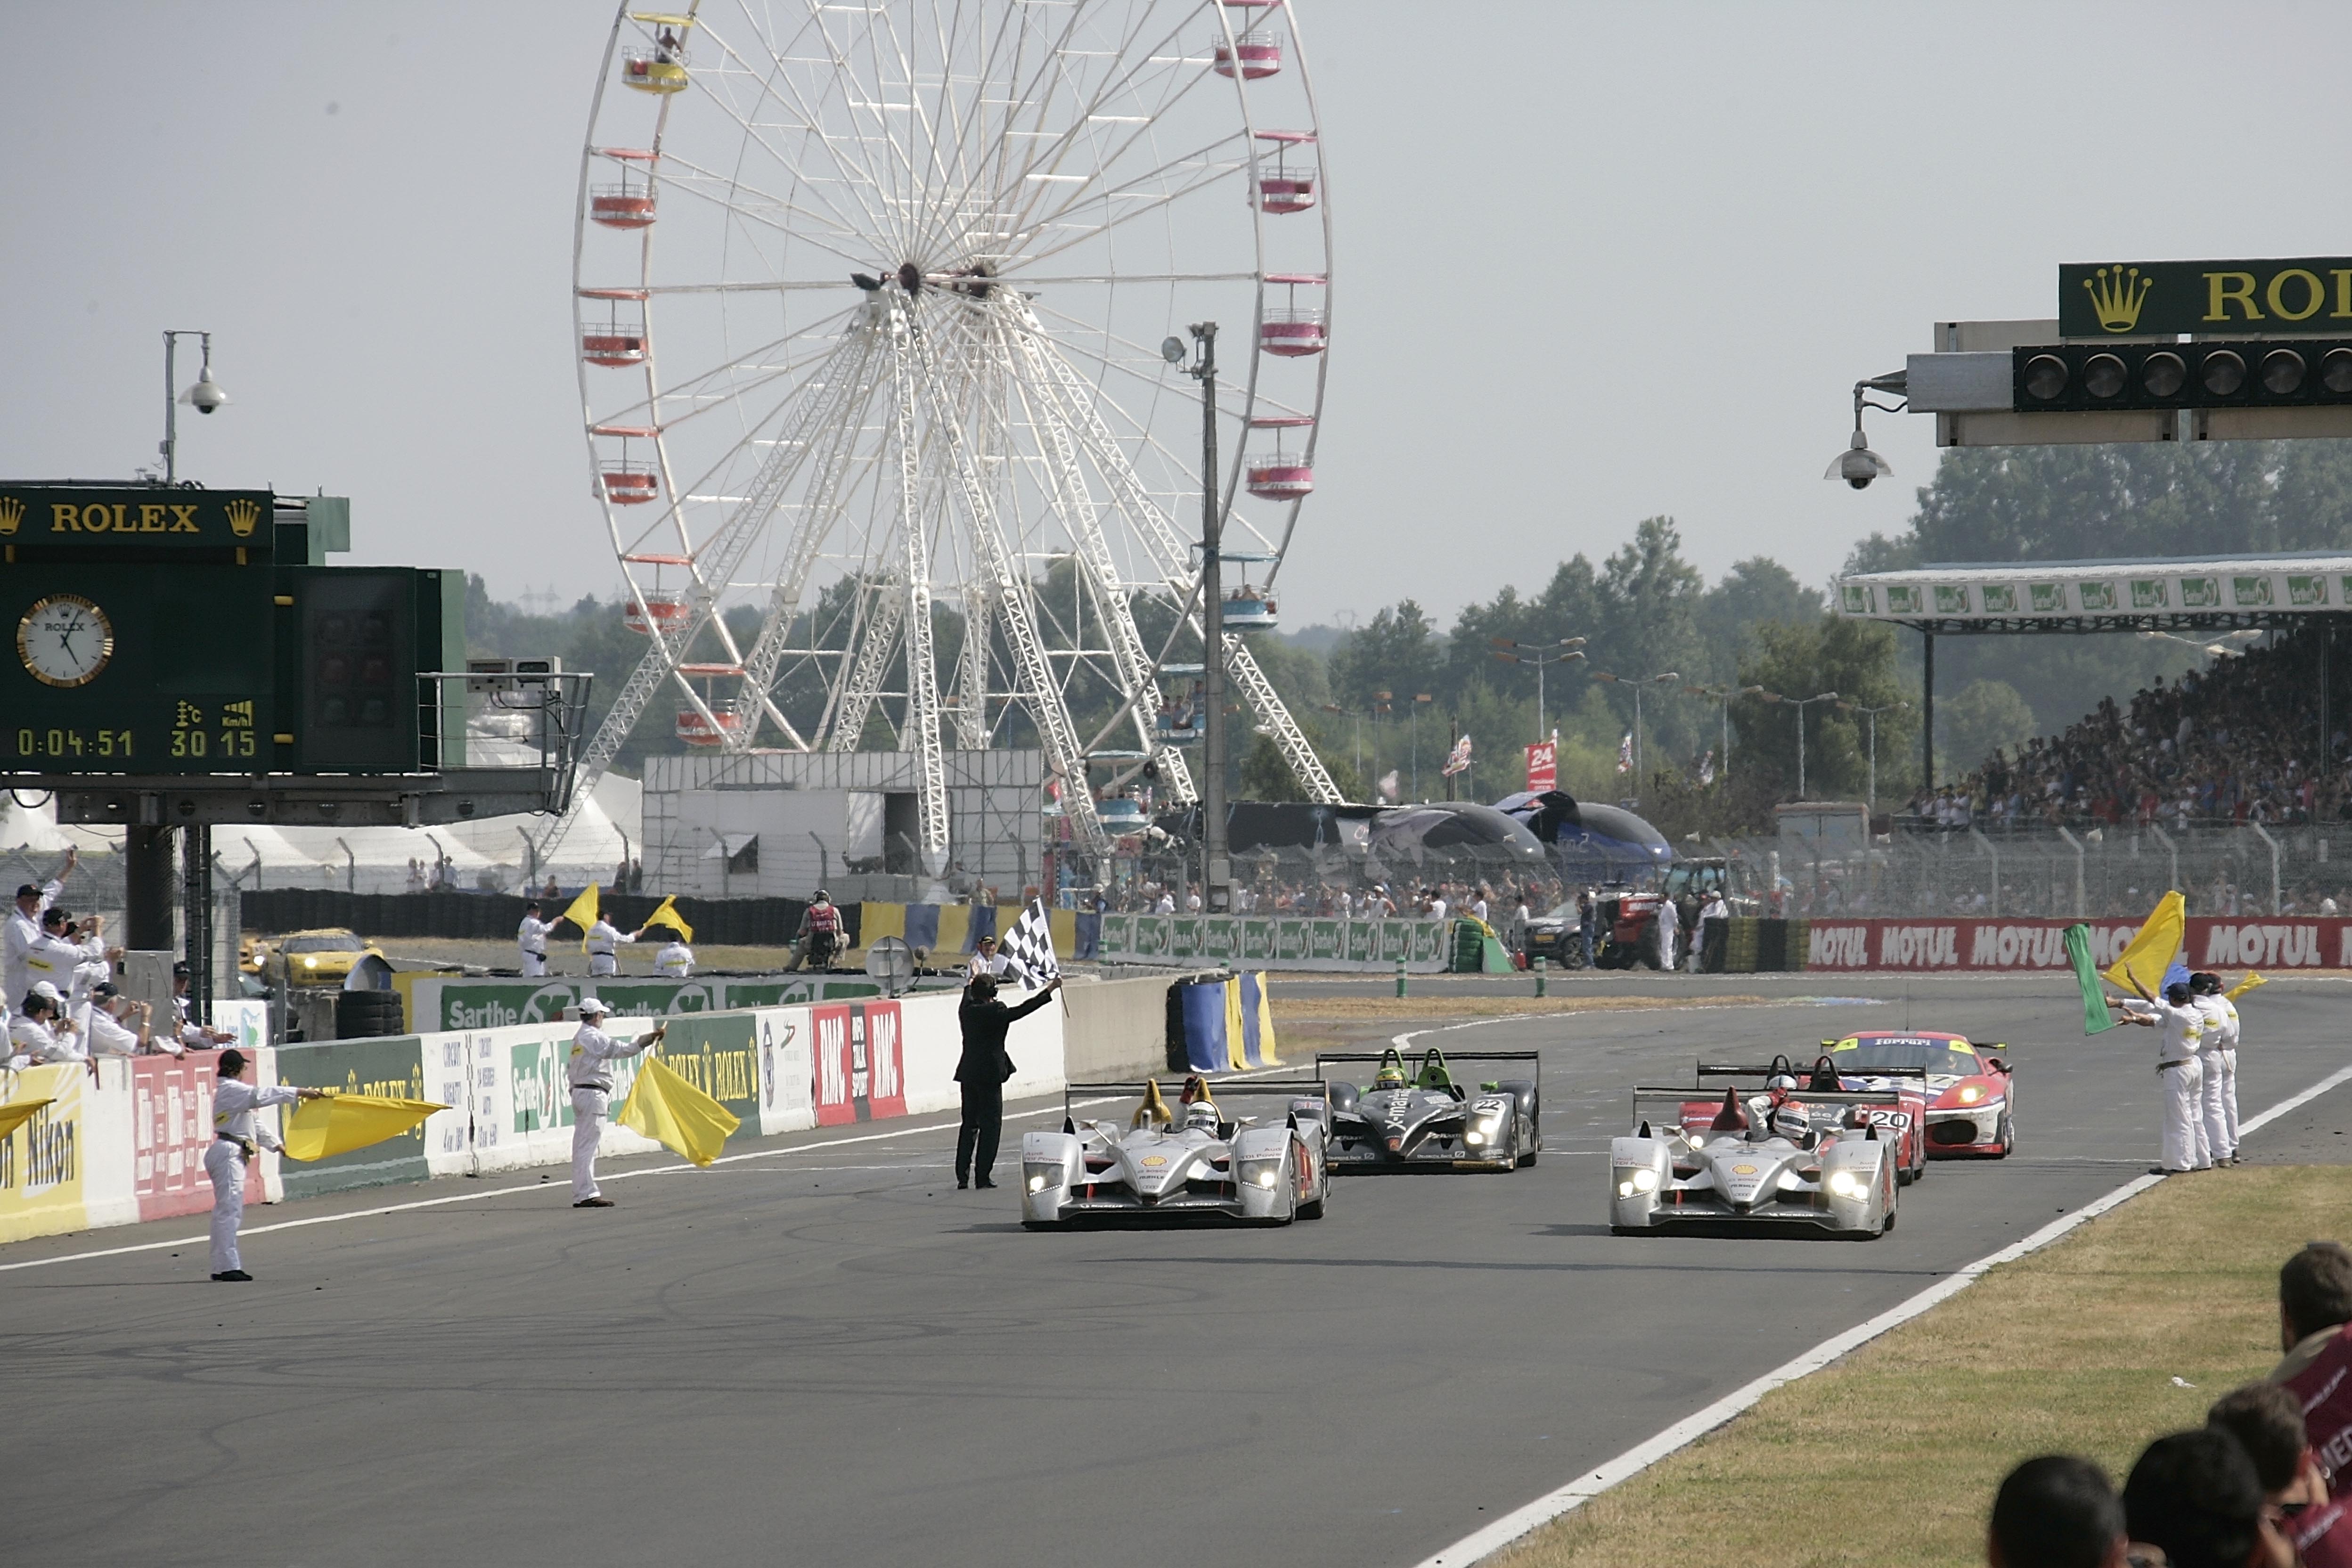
[1822, 1031, 2014, 1160]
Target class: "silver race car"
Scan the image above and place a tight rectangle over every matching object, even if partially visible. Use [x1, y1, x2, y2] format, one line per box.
[1609, 1060, 1901, 1238]
[1319, 1047, 1541, 1171]
[1020, 1075, 1331, 1229]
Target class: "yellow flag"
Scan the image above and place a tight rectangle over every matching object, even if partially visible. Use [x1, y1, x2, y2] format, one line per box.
[2226, 971, 2269, 1002]
[281, 1092, 449, 1162]
[617, 1053, 738, 1167]
[0, 1098, 54, 1141]
[2103, 890, 2186, 995]
[559, 883, 601, 953]
[641, 894, 693, 943]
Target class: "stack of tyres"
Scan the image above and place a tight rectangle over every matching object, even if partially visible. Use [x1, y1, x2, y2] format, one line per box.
[334, 989, 406, 1040]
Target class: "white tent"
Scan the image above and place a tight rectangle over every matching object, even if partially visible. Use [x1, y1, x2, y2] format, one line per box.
[210, 825, 344, 890]
[0, 792, 78, 854]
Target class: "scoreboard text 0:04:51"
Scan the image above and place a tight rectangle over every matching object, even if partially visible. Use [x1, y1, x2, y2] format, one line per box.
[14, 727, 134, 761]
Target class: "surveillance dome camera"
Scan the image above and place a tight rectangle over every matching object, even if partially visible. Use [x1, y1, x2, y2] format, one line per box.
[1824, 429, 1890, 490]
[184, 374, 229, 416]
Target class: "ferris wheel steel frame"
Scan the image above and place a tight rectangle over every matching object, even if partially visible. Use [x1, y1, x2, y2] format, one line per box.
[545, 0, 1343, 878]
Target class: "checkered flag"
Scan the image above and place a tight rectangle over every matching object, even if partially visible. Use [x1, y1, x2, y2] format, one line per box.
[999, 898, 1061, 988]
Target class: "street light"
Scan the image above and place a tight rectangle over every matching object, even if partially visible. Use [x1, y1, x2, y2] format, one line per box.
[1835, 699, 1910, 811]
[1682, 682, 1766, 779]
[1168, 322, 1230, 912]
[1590, 670, 1680, 807]
[1319, 702, 1366, 789]
[1763, 690, 1840, 800]
[1490, 637, 1586, 742]
[158, 329, 228, 483]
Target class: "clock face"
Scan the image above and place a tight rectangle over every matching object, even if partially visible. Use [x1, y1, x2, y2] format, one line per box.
[17, 595, 114, 688]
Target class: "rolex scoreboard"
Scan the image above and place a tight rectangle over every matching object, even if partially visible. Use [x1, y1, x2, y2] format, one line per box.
[0, 483, 461, 778]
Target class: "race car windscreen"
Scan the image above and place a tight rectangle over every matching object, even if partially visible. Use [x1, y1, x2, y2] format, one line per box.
[1834, 1039, 1980, 1077]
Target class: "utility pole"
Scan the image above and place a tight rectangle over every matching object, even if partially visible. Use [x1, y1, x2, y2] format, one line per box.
[1491, 637, 1586, 748]
[1171, 323, 1230, 914]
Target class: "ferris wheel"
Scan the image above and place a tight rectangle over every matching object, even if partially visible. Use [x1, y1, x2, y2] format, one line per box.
[559, 0, 1343, 871]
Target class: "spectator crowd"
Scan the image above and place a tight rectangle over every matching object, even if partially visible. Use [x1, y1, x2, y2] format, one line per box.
[1989, 1240, 2352, 1568]
[1916, 632, 2348, 835]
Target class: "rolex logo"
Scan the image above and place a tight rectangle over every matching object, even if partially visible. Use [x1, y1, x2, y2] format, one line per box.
[2082, 265, 2154, 334]
[226, 498, 261, 538]
[0, 496, 20, 537]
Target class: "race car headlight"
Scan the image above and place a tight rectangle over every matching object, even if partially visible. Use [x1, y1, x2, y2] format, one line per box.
[1022, 1164, 1062, 1193]
[1958, 1084, 1983, 1104]
[1238, 1159, 1282, 1189]
[302, 956, 318, 969]
[1826, 1170, 1866, 1199]
[1615, 1166, 1660, 1198]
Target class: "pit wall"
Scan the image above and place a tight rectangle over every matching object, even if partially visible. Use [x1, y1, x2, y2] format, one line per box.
[0, 973, 1184, 1248]
[1796, 915, 2352, 972]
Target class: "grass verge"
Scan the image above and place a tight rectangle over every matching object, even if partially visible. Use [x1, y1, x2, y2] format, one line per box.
[1489, 1165, 2345, 1568]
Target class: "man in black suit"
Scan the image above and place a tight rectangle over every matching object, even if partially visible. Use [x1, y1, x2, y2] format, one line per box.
[955, 972, 1061, 1189]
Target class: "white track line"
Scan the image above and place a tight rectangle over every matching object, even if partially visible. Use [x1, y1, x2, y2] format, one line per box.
[0, 1071, 1298, 1275]
[1414, 1057, 2352, 1568]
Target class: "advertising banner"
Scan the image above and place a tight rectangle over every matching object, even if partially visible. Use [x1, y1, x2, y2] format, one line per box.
[398, 974, 888, 1035]
[811, 1000, 906, 1126]
[652, 1013, 765, 1132]
[1094, 913, 1451, 972]
[753, 1006, 814, 1138]
[1799, 916, 2352, 973]
[270, 1036, 430, 1198]
[132, 1052, 218, 1222]
[0, 1062, 98, 1242]
[1526, 740, 1556, 791]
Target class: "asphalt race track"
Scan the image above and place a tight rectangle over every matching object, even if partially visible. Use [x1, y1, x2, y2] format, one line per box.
[5, 973, 2349, 1567]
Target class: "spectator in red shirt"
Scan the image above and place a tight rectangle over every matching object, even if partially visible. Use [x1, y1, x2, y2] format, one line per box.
[2208, 1381, 2352, 1568]
[2270, 1242, 2352, 1482]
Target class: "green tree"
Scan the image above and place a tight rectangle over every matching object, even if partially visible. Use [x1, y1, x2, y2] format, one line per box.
[1938, 679, 2037, 779]
[1735, 615, 1919, 808]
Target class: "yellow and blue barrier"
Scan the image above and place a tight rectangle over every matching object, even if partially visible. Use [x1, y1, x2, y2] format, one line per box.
[1176, 972, 1280, 1071]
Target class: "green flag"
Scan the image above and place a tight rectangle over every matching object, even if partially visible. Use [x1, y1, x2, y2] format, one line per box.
[2065, 923, 2119, 1035]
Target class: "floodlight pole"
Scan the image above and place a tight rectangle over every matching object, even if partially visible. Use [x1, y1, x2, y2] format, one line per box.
[1186, 322, 1230, 915]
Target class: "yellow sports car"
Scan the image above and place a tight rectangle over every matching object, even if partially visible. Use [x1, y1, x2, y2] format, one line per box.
[276, 929, 384, 986]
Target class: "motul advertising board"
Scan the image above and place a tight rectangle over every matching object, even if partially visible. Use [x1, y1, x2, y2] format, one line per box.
[1803, 917, 2352, 972]
[812, 1000, 906, 1125]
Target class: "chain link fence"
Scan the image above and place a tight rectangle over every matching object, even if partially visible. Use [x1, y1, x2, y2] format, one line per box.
[1764, 823, 2352, 920]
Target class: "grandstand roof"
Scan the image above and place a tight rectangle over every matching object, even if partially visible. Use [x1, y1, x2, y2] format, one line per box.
[1833, 551, 2352, 634]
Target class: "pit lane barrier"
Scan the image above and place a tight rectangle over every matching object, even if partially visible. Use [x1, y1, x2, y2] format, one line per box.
[0, 970, 1264, 1247]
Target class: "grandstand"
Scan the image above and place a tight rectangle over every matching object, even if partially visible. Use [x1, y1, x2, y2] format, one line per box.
[1823, 553, 2349, 918]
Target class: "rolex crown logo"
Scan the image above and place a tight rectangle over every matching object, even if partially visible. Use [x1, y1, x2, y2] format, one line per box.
[2082, 265, 2154, 334]
[226, 498, 261, 538]
[0, 496, 20, 537]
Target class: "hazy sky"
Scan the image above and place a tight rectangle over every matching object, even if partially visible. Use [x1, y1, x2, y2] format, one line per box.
[11, 2, 2352, 629]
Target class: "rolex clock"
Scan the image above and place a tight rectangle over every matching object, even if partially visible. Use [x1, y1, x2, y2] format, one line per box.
[17, 594, 114, 688]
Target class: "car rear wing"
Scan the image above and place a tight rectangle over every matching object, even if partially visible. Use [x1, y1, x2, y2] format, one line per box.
[1067, 1078, 1331, 1101]
[1695, 1061, 1927, 1082]
[1064, 1077, 1329, 1135]
[1315, 1048, 1540, 1090]
[1633, 1084, 1906, 1107]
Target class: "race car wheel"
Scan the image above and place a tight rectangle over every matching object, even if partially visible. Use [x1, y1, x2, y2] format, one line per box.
[1021, 1220, 1059, 1232]
[1995, 1112, 2015, 1156]
[1298, 1194, 1325, 1220]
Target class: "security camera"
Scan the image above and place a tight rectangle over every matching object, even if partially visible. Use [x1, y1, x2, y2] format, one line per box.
[1824, 429, 1890, 490]
[185, 374, 229, 416]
